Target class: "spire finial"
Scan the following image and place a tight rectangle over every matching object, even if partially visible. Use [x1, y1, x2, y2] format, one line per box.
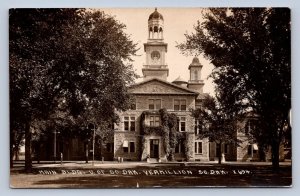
[155, 7, 157, 11]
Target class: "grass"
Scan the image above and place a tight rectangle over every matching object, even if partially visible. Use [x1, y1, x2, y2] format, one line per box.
[10, 163, 292, 188]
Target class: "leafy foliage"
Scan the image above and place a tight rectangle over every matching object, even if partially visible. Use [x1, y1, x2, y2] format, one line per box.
[140, 109, 182, 161]
[178, 8, 291, 169]
[9, 8, 138, 171]
[191, 95, 240, 163]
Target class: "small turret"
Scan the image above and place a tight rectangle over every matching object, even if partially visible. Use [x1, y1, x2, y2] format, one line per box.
[187, 57, 204, 93]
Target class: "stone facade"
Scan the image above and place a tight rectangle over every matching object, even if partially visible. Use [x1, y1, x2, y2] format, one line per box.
[113, 81, 205, 162]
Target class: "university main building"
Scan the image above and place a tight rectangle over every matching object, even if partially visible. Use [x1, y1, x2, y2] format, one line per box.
[112, 9, 263, 162]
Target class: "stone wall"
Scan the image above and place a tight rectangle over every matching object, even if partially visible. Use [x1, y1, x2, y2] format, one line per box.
[134, 94, 196, 111]
[114, 93, 212, 162]
[193, 137, 210, 161]
[114, 132, 141, 161]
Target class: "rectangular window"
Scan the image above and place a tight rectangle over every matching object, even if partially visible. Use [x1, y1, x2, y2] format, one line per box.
[195, 141, 203, 154]
[150, 116, 154, 126]
[179, 117, 186, 132]
[180, 100, 186, 111]
[155, 116, 160, 126]
[155, 99, 161, 110]
[124, 116, 135, 131]
[129, 142, 135, 153]
[174, 99, 187, 111]
[149, 99, 154, 110]
[174, 100, 180, 111]
[149, 99, 161, 110]
[150, 115, 160, 127]
[124, 117, 129, 131]
[130, 117, 135, 131]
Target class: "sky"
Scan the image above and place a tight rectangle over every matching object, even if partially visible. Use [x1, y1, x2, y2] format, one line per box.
[101, 8, 215, 96]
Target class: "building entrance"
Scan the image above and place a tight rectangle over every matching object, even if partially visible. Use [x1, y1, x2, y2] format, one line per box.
[150, 139, 159, 158]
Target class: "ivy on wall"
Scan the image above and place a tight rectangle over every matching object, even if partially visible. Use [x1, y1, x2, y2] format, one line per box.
[139, 108, 188, 161]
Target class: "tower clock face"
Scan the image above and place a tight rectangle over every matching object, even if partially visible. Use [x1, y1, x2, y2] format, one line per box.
[151, 51, 161, 61]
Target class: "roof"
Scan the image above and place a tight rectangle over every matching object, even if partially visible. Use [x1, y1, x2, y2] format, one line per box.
[129, 78, 199, 95]
[172, 76, 187, 84]
[189, 56, 203, 69]
[148, 8, 164, 21]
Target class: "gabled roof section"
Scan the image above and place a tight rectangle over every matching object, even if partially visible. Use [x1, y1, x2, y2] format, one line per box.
[129, 78, 199, 95]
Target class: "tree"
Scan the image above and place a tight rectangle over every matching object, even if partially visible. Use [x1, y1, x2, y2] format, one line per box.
[191, 95, 240, 164]
[10, 9, 80, 171]
[10, 9, 138, 172]
[178, 8, 291, 170]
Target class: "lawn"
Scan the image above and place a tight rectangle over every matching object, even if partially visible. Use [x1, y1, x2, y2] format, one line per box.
[10, 162, 292, 188]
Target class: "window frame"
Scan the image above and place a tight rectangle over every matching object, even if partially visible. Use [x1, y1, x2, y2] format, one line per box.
[149, 99, 162, 110]
[129, 141, 135, 153]
[179, 116, 186, 132]
[149, 115, 160, 127]
[123, 116, 136, 132]
[194, 141, 203, 154]
[174, 99, 187, 111]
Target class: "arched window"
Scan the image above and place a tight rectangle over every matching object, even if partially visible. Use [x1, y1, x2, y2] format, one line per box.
[154, 26, 158, 32]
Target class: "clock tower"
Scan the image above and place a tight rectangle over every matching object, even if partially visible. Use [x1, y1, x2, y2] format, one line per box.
[142, 8, 169, 81]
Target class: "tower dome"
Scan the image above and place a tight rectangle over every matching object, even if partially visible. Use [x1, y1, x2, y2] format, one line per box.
[148, 8, 164, 40]
[148, 8, 164, 21]
[192, 56, 200, 64]
[189, 56, 202, 69]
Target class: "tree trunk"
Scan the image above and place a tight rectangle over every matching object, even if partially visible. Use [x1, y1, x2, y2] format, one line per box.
[14, 148, 20, 160]
[216, 143, 221, 164]
[85, 142, 89, 163]
[10, 143, 14, 168]
[271, 141, 280, 172]
[10, 130, 15, 168]
[25, 123, 32, 173]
